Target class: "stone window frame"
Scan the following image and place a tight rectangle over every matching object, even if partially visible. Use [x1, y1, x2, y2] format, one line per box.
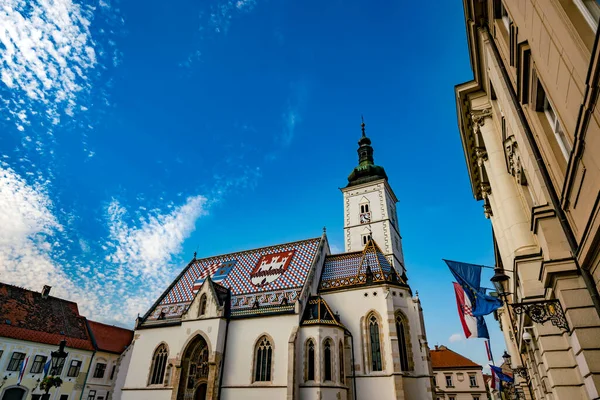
[321, 337, 334, 383]
[304, 338, 316, 382]
[147, 342, 169, 386]
[394, 310, 414, 372]
[251, 333, 275, 385]
[338, 339, 345, 384]
[362, 310, 385, 373]
[198, 294, 207, 316]
[93, 358, 108, 379]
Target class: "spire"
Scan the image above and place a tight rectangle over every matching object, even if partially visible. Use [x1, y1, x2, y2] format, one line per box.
[346, 117, 388, 187]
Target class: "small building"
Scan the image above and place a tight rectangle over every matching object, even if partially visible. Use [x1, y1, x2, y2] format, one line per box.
[0, 283, 133, 400]
[84, 321, 134, 400]
[431, 345, 487, 400]
[0, 283, 95, 400]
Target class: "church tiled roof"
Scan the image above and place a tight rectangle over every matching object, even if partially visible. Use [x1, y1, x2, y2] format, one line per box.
[319, 239, 405, 291]
[301, 296, 344, 328]
[145, 237, 323, 322]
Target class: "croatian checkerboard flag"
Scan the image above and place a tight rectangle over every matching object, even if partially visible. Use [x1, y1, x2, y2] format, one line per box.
[453, 282, 490, 339]
[17, 356, 29, 385]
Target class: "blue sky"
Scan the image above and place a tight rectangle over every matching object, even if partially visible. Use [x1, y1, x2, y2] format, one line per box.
[0, 0, 504, 369]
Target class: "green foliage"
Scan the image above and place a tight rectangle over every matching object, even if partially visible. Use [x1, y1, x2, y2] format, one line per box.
[40, 376, 63, 393]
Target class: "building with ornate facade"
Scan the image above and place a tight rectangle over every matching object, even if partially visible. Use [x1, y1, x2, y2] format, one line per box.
[430, 345, 487, 400]
[121, 125, 435, 400]
[0, 283, 132, 400]
[455, 0, 600, 399]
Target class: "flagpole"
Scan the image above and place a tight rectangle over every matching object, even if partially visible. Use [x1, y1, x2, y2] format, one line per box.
[442, 259, 515, 272]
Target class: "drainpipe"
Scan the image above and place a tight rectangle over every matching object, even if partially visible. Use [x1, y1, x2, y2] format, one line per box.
[483, 25, 600, 319]
[80, 319, 97, 400]
[343, 328, 357, 400]
[217, 291, 231, 400]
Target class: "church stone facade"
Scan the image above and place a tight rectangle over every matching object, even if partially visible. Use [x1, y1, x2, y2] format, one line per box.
[121, 125, 434, 400]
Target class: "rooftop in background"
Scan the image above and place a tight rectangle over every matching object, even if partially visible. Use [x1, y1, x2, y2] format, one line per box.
[430, 345, 481, 369]
[87, 320, 134, 354]
[0, 282, 94, 351]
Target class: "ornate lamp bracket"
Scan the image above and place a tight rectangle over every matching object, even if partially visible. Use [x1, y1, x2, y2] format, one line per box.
[511, 300, 569, 331]
[513, 366, 530, 381]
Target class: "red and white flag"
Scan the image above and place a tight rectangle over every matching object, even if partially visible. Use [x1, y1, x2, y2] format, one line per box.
[17, 356, 29, 385]
[453, 282, 482, 338]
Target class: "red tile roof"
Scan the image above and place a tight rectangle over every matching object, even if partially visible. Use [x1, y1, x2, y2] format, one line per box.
[0, 283, 94, 351]
[87, 320, 133, 354]
[430, 345, 481, 369]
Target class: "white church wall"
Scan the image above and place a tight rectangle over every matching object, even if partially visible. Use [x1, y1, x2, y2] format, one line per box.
[297, 325, 348, 400]
[121, 317, 226, 399]
[220, 314, 297, 392]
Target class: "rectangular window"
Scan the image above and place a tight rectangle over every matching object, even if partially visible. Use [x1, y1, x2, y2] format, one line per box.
[60, 396, 69, 400]
[445, 374, 453, 387]
[574, 0, 600, 30]
[7, 352, 26, 371]
[470, 374, 477, 387]
[93, 362, 107, 378]
[500, 2, 510, 30]
[518, 46, 531, 104]
[449, 396, 456, 400]
[473, 397, 480, 400]
[110, 365, 116, 380]
[67, 360, 82, 377]
[87, 390, 97, 400]
[534, 82, 572, 160]
[50, 356, 65, 376]
[30, 355, 47, 374]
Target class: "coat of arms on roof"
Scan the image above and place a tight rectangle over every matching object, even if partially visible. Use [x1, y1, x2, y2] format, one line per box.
[192, 260, 236, 293]
[250, 250, 295, 287]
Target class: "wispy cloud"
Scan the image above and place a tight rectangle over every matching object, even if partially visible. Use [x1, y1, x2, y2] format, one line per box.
[0, 165, 210, 326]
[180, 0, 258, 68]
[277, 80, 309, 149]
[0, 0, 122, 142]
[449, 333, 465, 343]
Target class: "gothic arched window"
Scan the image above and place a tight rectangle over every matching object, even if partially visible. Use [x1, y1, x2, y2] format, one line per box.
[149, 344, 168, 385]
[199, 294, 207, 316]
[323, 339, 332, 381]
[396, 312, 413, 371]
[339, 340, 345, 383]
[368, 314, 383, 371]
[306, 339, 315, 381]
[254, 336, 273, 382]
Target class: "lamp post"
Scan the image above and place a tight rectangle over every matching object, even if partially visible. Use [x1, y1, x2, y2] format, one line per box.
[41, 340, 68, 400]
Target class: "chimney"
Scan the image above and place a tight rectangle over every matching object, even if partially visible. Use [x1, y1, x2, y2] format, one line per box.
[41, 285, 52, 299]
[435, 345, 439, 351]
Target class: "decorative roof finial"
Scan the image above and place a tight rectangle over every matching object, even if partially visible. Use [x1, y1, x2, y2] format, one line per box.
[322, 226, 327, 234]
[193, 251, 197, 260]
[361, 115, 366, 137]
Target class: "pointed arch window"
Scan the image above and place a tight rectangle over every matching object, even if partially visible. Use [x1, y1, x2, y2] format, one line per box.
[395, 312, 413, 371]
[323, 339, 332, 381]
[369, 315, 383, 371]
[339, 340, 345, 384]
[149, 344, 168, 385]
[254, 336, 273, 382]
[306, 339, 315, 381]
[199, 294, 207, 316]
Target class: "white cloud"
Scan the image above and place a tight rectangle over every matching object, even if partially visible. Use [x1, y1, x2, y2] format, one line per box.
[0, 165, 210, 326]
[449, 333, 465, 343]
[0, 0, 99, 129]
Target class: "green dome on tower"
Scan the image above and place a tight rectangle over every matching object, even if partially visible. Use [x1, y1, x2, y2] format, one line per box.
[347, 118, 388, 187]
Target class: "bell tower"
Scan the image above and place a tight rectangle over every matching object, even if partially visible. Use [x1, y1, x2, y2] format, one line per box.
[341, 119, 405, 275]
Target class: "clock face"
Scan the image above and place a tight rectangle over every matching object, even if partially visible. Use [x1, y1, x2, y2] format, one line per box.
[360, 212, 371, 224]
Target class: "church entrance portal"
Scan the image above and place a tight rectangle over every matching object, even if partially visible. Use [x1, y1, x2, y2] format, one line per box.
[195, 383, 207, 400]
[1, 387, 26, 400]
[177, 335, 209, 400]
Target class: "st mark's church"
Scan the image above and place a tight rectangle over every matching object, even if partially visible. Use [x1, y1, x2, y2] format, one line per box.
[121, 123, 435, 400]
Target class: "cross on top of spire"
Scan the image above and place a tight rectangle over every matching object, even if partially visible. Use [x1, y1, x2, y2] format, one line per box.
[361, 115, 366, 137]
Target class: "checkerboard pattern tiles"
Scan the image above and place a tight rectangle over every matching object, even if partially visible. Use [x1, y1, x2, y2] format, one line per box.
[158, 237, 321, 308]
[320, 239, 395, 289]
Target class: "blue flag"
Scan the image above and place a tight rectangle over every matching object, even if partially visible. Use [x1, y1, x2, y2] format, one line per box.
[490, 365, 514, 383]
[43, 358, 52, 377]
[444, 260, 502, 317]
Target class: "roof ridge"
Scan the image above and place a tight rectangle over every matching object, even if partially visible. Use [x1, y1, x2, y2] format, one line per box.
[193, 236, 322, 264]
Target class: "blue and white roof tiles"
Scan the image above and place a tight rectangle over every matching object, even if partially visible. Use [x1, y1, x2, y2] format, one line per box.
[145, 237, 323, 322]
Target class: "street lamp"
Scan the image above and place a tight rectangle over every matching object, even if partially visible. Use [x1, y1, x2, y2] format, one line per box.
[50, 339, 68, 375]
[502, 350, 511, 366]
